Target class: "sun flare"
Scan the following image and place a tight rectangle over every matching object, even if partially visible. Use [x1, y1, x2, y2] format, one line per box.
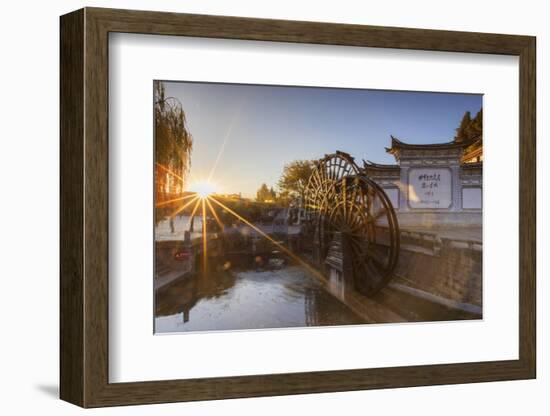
[188, 181, 217, 199]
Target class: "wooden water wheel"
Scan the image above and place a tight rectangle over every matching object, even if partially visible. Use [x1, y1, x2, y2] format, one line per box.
[304, 152, 399, 296]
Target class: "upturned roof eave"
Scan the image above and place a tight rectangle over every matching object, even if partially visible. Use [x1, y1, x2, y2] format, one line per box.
[385, 135, 478, 153]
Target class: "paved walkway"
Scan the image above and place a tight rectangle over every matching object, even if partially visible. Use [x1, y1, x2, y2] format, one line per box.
[401, 226, 482, 242]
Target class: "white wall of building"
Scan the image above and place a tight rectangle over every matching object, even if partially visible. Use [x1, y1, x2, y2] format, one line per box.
[462, 187, 483, 210]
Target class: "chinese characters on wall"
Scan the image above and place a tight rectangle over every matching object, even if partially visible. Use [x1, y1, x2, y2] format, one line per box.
[408, 168, 452, 209]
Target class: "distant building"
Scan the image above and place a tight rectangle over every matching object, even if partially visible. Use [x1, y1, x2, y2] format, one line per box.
[217, 193, 246, 201]
[364, 135, 482, 228]
[461, 138, 483, 164]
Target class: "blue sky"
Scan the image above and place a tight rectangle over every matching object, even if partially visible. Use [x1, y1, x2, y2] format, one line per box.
[162, 81, 482, 198]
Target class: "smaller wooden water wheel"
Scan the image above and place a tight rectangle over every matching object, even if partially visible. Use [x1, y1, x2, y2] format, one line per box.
[304, 152, 399, 296]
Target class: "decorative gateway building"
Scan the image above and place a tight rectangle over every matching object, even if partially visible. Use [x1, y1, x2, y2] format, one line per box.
[364, 135, 483, 229]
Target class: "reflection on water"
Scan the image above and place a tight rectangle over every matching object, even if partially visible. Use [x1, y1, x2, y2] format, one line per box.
[155, 265, 367, 333]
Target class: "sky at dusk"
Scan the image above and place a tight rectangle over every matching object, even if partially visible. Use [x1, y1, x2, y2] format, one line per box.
[161, 81, 482, 198]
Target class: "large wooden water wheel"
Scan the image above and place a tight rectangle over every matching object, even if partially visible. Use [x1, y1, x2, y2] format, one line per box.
[304, 152, 399, 296]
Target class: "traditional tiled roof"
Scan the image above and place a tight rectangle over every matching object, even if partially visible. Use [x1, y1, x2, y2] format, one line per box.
[362, 160, 400, 171]
[461, 138, 483, 163]
[385, 135, 476, 155]
[362, 160, 400, 179]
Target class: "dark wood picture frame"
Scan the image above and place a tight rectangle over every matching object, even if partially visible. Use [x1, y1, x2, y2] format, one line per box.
[60, 7, 536, 408]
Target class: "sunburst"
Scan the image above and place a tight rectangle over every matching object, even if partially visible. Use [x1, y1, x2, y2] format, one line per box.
[156, 156, 319, 278]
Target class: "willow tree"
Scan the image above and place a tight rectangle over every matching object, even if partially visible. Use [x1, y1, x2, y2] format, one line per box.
[154, 81, 193, 223]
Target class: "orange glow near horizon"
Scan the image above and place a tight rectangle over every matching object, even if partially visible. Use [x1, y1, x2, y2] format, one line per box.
[188, 180, 218, 199]
[156, 161, 325, 281]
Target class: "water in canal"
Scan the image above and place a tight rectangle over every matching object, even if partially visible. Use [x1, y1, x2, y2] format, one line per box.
[155, 264, 367, 333]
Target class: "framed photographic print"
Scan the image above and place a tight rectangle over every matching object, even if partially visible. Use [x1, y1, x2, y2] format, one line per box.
[60, 7, 536, 407]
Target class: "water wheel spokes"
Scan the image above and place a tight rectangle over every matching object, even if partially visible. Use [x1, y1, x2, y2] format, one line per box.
[304, 152, 360, 258]
[303, 152, 400, 297]
[326, 175, 399, 296]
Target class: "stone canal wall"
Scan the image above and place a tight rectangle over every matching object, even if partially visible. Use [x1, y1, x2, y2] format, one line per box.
[155, 240, 197, 290]
[395, 230, 482, 307]
[155, 231, 301, 288]
[155, 225, 482, 318]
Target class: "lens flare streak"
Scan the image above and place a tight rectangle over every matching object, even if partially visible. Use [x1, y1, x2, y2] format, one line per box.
[208, 196, 326, 281]
[205, 197, 224, 231]
[155, 193, 197, 208]
[186, 198, 202, 227]
[201, 199, 208, 273]
[155, 162, 185, 183]
[168, 195, 199, 219]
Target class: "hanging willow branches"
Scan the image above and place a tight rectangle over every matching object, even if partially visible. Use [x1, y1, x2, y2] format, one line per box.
[154, 81, 193, 222]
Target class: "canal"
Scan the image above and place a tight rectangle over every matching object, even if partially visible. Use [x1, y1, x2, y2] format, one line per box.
[155, 264, 368, 333]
